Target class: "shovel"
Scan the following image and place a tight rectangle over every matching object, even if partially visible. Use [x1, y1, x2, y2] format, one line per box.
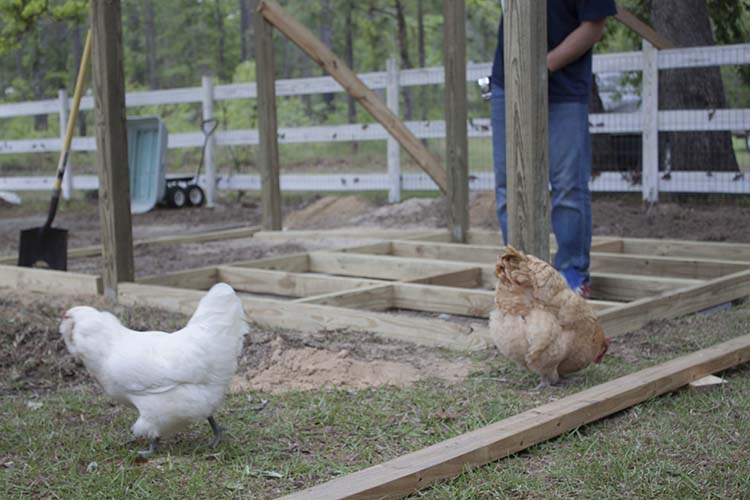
[18, 30, 92, 270]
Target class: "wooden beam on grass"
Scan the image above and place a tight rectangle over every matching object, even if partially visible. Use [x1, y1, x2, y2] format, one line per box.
[294, 284, 393, 311]
[614, 5, 674, 50]
[254, 2, 282, 230]
[117, 283, 487, 351]
[91, 0, 134, 299]
[444, 0, 469, 242]
[0, 264, 102, 295]
[217, 266, 382, 297]
[256, 0, 448, 193]
[277, 333, 750, 500]
[504, 0, 550, 261]
[599, 269, 750, 337]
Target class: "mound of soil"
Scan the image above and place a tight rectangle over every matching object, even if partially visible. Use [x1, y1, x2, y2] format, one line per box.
[284, 195, 375, 230]
[0, 289, 474, 395]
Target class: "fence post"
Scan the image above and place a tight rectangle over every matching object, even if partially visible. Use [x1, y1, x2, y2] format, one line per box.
[641, 39, 659, 203]
[58, 89, 73, 200]
[201, 75, 217, 207]
[386, 57, 401, 203]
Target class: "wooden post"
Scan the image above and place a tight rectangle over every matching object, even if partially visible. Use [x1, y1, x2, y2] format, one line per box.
[641, 40, 659, 204]
[503, 0, 550, 261]
[386, 57, 401, 204]
[90, 0, 135, 299]
[58, 89, 73, 200]
[254, 7, 282, 230]
[256, 0, 448, 194]
[201, 75, 217, 208]
[444, 0, 469, 243]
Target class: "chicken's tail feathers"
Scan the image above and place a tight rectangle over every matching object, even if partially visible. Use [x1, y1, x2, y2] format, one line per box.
[188, 283, 250, 337]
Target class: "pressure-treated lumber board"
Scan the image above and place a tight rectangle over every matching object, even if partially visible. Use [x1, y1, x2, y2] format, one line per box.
[254, 3, 282, 230]
[118, 283, 487, 351]
[404, 268, 481, 288]
[590, 238, 624, 253]
[218, 267, 381, 297]
[294, 284, 393, 311]
[393, 241, 747, 281]
[0, 264, 102, 295]
[592, 272, 702, 301]
[137, 267, 218, 290]
[621, 238, 750, 262]
[599, 269, 750, 338]
[256, 0, 448, 193]
[444, 0, 469, 242]
[91, 0, 134, 298]
[251, 230, 442, 242]
[308, 252, 480, 282]
[589, 252, 750, 280]
[504, 0, 550, 261]
[614, 6, 673, 50]
[232, 252, 310, 272]
[278, 333, 750, 500]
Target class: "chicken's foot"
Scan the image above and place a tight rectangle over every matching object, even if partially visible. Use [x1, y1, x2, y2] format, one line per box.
[208, 416, 223, 448]
[137, 438, 159, 457]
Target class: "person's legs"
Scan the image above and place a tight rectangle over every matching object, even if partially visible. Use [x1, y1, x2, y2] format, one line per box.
[548, 100, 592, 292]
[491, 83, 508, 243]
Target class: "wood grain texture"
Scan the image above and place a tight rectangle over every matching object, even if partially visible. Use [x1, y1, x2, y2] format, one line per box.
[444, 0, 469, 242]
[277, 333, 750, 499]
[254, 6, 282, 230]
[598, 269, 750, 337]
[0, 264, 101, 295]
[503, 0, 550, 261]
[294, 284, 393, 311]
[91, 0, 134, 298]
[256, 0, 448, 193]
[118, 283, 487, 351]
[218, 266, 381, 297]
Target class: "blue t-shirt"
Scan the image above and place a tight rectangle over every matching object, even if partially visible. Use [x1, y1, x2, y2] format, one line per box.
[491, 0, 617, 102]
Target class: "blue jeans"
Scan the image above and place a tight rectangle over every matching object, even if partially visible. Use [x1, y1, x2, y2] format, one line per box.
[491, 83, 592, 289]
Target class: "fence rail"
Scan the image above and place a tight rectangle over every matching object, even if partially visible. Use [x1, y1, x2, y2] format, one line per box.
[1, 43, 749, 200]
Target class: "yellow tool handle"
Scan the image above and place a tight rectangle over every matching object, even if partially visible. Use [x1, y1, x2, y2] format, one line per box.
[54, 29, 92, 192]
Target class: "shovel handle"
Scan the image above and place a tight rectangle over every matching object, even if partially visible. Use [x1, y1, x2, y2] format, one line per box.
[53, 29, 92, 193]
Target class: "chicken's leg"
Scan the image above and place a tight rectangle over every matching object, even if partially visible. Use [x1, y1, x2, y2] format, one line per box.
[207, 416, 223, 448]
[137, 438, 159, 457]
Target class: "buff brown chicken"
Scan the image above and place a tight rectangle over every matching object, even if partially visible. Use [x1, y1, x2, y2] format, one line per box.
[489, 246, 609, 388]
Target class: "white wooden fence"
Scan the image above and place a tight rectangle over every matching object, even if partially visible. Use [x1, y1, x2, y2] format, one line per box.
[1, 43, 749, 202]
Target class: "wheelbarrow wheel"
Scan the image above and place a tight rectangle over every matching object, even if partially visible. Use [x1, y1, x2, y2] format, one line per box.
[167, 186, 187, 209]
[187, 184, 205, 207]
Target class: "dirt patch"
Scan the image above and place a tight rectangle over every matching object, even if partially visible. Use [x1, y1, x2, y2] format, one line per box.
[351, 196, 447, 228]
[231, 334, 471, 394]
[0, 289, 474, 395]
[283, 195, 375, 230]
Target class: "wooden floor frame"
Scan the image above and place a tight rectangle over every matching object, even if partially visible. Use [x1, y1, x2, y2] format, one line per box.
[2, 229, 750, 498]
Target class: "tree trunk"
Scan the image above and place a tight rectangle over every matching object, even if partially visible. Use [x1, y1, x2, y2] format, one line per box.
[214, 0, 226, 78]
[320, 0, 335, 112]
[240, 0, 251, 62]
[145, 0, 158, 89]
[417, 0, 427, 122]
[345, 0, 358, 152]
[651, 0, 738, 172]
[33, 27, 48, 131]
[394, 0, 413, 120]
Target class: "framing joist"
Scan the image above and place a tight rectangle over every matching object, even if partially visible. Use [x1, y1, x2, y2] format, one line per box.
[277, 333, 750, 500]
[0, 264, 102, 295]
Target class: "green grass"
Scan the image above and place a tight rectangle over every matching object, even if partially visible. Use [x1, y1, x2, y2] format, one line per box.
[3, 301, 750, 499]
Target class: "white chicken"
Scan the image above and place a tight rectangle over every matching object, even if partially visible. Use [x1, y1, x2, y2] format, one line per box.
[59, 283, 249, 456]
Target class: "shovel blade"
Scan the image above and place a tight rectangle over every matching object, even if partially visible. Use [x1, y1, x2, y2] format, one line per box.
[18, 227, 68, 271]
